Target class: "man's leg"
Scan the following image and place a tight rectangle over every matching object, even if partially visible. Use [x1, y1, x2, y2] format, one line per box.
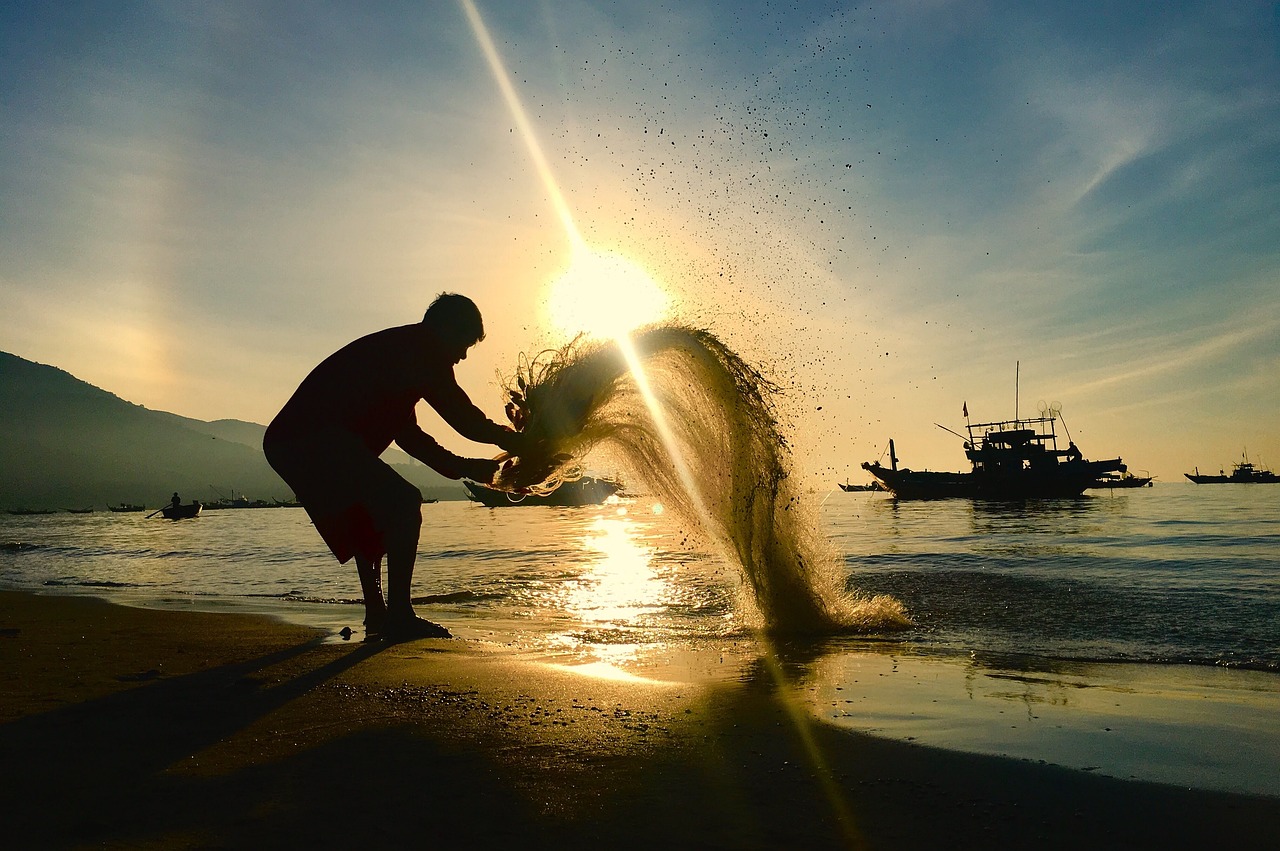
[355, 556, 387, 633]
[384, 535, 417, 620]
[382, 485, 450, 639]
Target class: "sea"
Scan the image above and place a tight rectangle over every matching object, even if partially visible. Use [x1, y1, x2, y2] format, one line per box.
[3, 482, 1279, 795]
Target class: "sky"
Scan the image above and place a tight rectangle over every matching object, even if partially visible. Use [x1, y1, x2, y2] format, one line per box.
[2, 0, 1278, 485]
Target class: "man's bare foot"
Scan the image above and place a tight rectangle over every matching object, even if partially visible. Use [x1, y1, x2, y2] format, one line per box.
[363, 609, 390, 642]
[379, 615, 452, 642]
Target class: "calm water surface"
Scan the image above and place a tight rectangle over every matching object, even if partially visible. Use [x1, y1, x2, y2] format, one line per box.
[2, 484, 1277, 669]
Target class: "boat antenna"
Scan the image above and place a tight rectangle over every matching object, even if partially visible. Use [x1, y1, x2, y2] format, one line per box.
[1014, 361, 1020, 425]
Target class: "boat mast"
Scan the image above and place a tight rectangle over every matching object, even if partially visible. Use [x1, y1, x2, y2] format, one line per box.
[1014, 361, 1020, 426]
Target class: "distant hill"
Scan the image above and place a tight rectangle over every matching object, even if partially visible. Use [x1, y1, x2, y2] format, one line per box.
[0, 351, 466, 510]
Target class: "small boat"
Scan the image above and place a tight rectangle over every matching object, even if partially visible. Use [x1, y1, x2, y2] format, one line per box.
[463, 476, 622, 507]
[108, 503, 146, 513]
[1185, 455, 1279, 484]
[6, 508, 58, 516]
[64, 507, 96, 514]
[838, 481, 884, 492]
[1088, 471, 1153, 489]
[160, 501, 203, 520]
[862, 411, 1126, 500]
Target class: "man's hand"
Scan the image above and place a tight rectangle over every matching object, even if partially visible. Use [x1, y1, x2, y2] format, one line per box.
[457, 457, 501, 485]
[496, 428, 545, 458]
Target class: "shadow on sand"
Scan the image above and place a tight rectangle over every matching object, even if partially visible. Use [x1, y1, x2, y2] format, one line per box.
[3, 613, 1279, 850]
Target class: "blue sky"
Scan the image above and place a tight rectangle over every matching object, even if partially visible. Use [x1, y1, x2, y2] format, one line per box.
[2, 1, 1278, 483]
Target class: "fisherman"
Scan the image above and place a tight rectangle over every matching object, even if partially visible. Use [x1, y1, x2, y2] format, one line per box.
[263, 293, 531, 641]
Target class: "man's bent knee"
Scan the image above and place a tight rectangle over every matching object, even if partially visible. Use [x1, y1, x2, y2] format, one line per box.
[384, 483, 423, 532]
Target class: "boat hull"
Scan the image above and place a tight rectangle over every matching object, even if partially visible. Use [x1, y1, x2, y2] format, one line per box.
[1184, 473, 1279, 484]
[463, 477, 621, 507]
[1088, 475, 1153, 489]
[862, 460, 1125, 500]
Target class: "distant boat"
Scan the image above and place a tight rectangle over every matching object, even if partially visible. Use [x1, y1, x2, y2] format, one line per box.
[463, 476, 622, 507]
[862, 411, 1126, 500]
[160, 501, 202, 520]
[838, 481, 884, 492]
[1088, 471, 1153, 489]
[1185, 455, 1279, 484]
[204, 496, 281, 510]
[6, 508, 58, 516]
[64, 507, 95, 514]
[108, 504, 146, 513]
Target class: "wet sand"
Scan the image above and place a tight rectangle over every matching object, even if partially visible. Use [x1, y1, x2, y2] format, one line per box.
[2, 590, 1277, 850]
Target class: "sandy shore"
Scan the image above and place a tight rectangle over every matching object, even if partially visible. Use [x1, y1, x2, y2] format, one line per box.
[2, 590, 1277, 850]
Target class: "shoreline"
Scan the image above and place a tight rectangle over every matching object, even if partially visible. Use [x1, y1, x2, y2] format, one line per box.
[25, 584, 1280, 797]
[2, 590, 1277, 849]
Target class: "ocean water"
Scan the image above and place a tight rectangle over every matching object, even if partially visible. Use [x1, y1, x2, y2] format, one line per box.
[4, 484, 1279, 794]
[1, 485, 1277, 669]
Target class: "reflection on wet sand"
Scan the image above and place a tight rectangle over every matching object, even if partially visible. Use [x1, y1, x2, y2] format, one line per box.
[798, 645, 1280, 796]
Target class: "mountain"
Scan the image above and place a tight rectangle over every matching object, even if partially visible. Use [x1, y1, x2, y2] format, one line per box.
[0, 351, 466, 510]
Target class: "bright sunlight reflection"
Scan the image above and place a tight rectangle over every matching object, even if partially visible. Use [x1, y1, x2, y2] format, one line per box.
[565, 515, 668, 625]
[547, 246, 670, 340]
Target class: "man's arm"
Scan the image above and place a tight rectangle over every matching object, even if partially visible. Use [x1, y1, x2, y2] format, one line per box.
[394, 423, 500, 483]
[422, 376, 525, 454]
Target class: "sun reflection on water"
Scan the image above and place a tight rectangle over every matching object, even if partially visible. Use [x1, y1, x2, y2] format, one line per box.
[565, 513, 669, 627]
[539, 510, 681, 667]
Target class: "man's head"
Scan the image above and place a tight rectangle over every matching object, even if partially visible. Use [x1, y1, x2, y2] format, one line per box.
[423, 293, 485, 363]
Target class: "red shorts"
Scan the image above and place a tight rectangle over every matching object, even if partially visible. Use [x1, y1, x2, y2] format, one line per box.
[264, 429, 421, 564]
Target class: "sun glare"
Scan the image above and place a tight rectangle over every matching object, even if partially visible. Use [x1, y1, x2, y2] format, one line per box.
[547, 246, 670, 340]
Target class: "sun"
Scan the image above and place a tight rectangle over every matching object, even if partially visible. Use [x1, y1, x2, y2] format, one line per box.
[546, 246, 670, 340]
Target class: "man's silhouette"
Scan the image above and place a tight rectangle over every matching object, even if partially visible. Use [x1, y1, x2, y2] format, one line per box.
[264, 293, 527, 640]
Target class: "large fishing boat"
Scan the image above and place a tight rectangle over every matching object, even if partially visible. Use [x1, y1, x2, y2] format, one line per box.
[463, 475, 622, 507]
[1185, 455, 1279, 484]
[861, 413, 1126, 500]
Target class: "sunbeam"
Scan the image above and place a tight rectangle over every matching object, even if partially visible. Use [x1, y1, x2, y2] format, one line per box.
[461, 6, 878, 840]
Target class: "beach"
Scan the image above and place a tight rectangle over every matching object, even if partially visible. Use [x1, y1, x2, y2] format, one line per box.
[3, 590, 1277, 850]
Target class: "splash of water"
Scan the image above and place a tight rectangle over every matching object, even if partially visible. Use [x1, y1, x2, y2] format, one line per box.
[494, 324, 909, 635]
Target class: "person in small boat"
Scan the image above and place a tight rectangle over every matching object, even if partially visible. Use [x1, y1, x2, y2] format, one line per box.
[170, 492, 181, 509]
[263, 293, 532, 641]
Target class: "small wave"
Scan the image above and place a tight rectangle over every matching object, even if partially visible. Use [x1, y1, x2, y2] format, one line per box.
[1055, 651, 1280, 674]
[43, 579, 140, 589]
[422, 547, 545, 562]
[416, 590, 499, 604]
[243, 591, 365, 605]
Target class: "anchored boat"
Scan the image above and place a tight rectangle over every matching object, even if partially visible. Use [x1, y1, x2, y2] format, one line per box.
[1088, 471, 1154, 489]
[862, 412, 1125, 500]
[837, 481, 884, 492]
[1185, 455, 1279, 484]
